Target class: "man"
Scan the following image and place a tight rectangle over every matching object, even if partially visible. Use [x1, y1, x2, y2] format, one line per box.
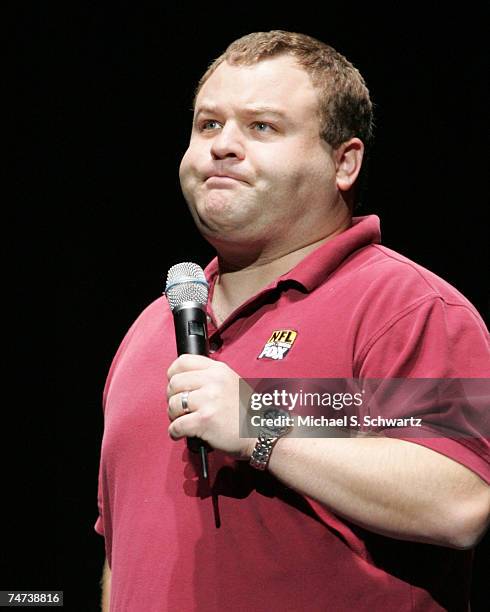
[96, 31, 490, 611]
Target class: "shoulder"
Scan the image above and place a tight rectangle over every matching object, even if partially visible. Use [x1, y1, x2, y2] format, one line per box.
[340, 245, 489, 376]
[339, 243, 486, 329]
[102, 296, 172, 405]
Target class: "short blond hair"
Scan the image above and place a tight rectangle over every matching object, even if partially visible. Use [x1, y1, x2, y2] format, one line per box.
[195, 30, 374, 151]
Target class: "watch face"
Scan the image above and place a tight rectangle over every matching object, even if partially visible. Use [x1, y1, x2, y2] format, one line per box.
[261, 408, 292, 437]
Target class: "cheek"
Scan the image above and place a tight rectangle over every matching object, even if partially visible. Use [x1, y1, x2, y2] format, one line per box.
[179, 148, 203, 204]
[180, 139, 208, 175]
[252, 149, 291, 192]
[281, 147, 333, 195]
[266, 159, 308, 197]
[179, 149, 193, 184]
[256, 142, 311, 184]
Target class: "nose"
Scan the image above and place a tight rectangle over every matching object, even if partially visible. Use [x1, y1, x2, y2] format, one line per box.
[210, 121, 245, 161]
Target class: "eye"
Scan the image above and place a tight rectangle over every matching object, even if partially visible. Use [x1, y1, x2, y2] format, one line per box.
[252, 122, 274, 133]
[198, 119, 222, 131]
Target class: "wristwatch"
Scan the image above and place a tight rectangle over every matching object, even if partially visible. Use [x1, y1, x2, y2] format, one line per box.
[249, 408, 293, 471]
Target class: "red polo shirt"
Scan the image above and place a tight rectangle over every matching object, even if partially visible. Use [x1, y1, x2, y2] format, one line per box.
[95, 216, 489, 611]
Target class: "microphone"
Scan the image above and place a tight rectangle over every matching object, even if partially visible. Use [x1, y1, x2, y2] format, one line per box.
[165, 262, 211, 480]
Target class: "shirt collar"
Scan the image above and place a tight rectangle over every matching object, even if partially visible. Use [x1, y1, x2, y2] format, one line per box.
[279, 215, 381, 292]
[204, 215, 381, 295]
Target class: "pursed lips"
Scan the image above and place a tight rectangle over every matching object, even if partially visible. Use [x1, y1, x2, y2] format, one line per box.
[204, 172, 249, 185]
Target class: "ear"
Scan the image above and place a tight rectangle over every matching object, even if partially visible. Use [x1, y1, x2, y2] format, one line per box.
[334, 138, 364, 192]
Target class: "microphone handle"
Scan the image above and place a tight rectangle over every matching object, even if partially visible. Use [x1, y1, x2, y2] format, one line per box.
[173, 306, 211, 480]
[174, 306, 209, 356]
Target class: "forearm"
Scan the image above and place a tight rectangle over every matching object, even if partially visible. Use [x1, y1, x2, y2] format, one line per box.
[165, 356, 490, 548]
[100, 558, 111, 612]
[267, 435, 490, 548]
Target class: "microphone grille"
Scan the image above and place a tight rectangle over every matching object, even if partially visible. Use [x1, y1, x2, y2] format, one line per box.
[165, 262, 209, 311]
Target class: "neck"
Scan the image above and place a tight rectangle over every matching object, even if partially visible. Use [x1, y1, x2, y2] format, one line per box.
[211, 218, 350, 325]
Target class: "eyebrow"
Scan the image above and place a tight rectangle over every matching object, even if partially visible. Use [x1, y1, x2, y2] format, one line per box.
[242, 105, 288, 118]
[194, 104, 288, 121]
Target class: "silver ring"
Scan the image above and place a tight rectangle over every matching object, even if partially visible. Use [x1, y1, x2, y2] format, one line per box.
[181, 391, 190, 413]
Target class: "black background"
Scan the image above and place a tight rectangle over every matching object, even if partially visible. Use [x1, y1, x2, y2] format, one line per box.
[6, 2, 489, 610]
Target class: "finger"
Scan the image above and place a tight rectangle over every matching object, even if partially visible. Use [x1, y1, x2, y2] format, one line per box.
[167, 354, 214, 379]
[167, 390, 196, 421]
[166, 370, 209, 400]
[168, 412, 201, 441]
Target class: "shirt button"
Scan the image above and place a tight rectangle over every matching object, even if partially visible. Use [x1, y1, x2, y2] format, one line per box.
[206, 315, 212, 323]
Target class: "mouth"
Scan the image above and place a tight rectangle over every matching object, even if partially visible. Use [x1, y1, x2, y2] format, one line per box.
[204, 172, 249, 185]
[205, 176, 245, 187]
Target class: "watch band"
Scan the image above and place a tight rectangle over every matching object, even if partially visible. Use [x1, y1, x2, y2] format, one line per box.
[249, 435, 279, 471]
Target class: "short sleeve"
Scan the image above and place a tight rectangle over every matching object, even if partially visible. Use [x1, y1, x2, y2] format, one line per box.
[358, 297, 490, 483]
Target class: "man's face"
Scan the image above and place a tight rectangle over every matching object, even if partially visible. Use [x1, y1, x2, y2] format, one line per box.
[179, 55, 339, 256]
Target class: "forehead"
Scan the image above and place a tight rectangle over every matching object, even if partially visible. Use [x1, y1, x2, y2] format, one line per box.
[196, 55, 320, 119]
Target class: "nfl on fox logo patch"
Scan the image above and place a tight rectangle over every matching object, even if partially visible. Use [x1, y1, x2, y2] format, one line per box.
[258, 329, 298, 360]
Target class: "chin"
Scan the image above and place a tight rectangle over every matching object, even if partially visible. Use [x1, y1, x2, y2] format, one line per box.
[202, 189, 238, 214]
[195, 214, 249, 242]
[196, 196, 250, 230]
[198, 218, 243, 239]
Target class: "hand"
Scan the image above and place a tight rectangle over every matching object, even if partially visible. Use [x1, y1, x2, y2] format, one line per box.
[166, 354, 255, 459]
